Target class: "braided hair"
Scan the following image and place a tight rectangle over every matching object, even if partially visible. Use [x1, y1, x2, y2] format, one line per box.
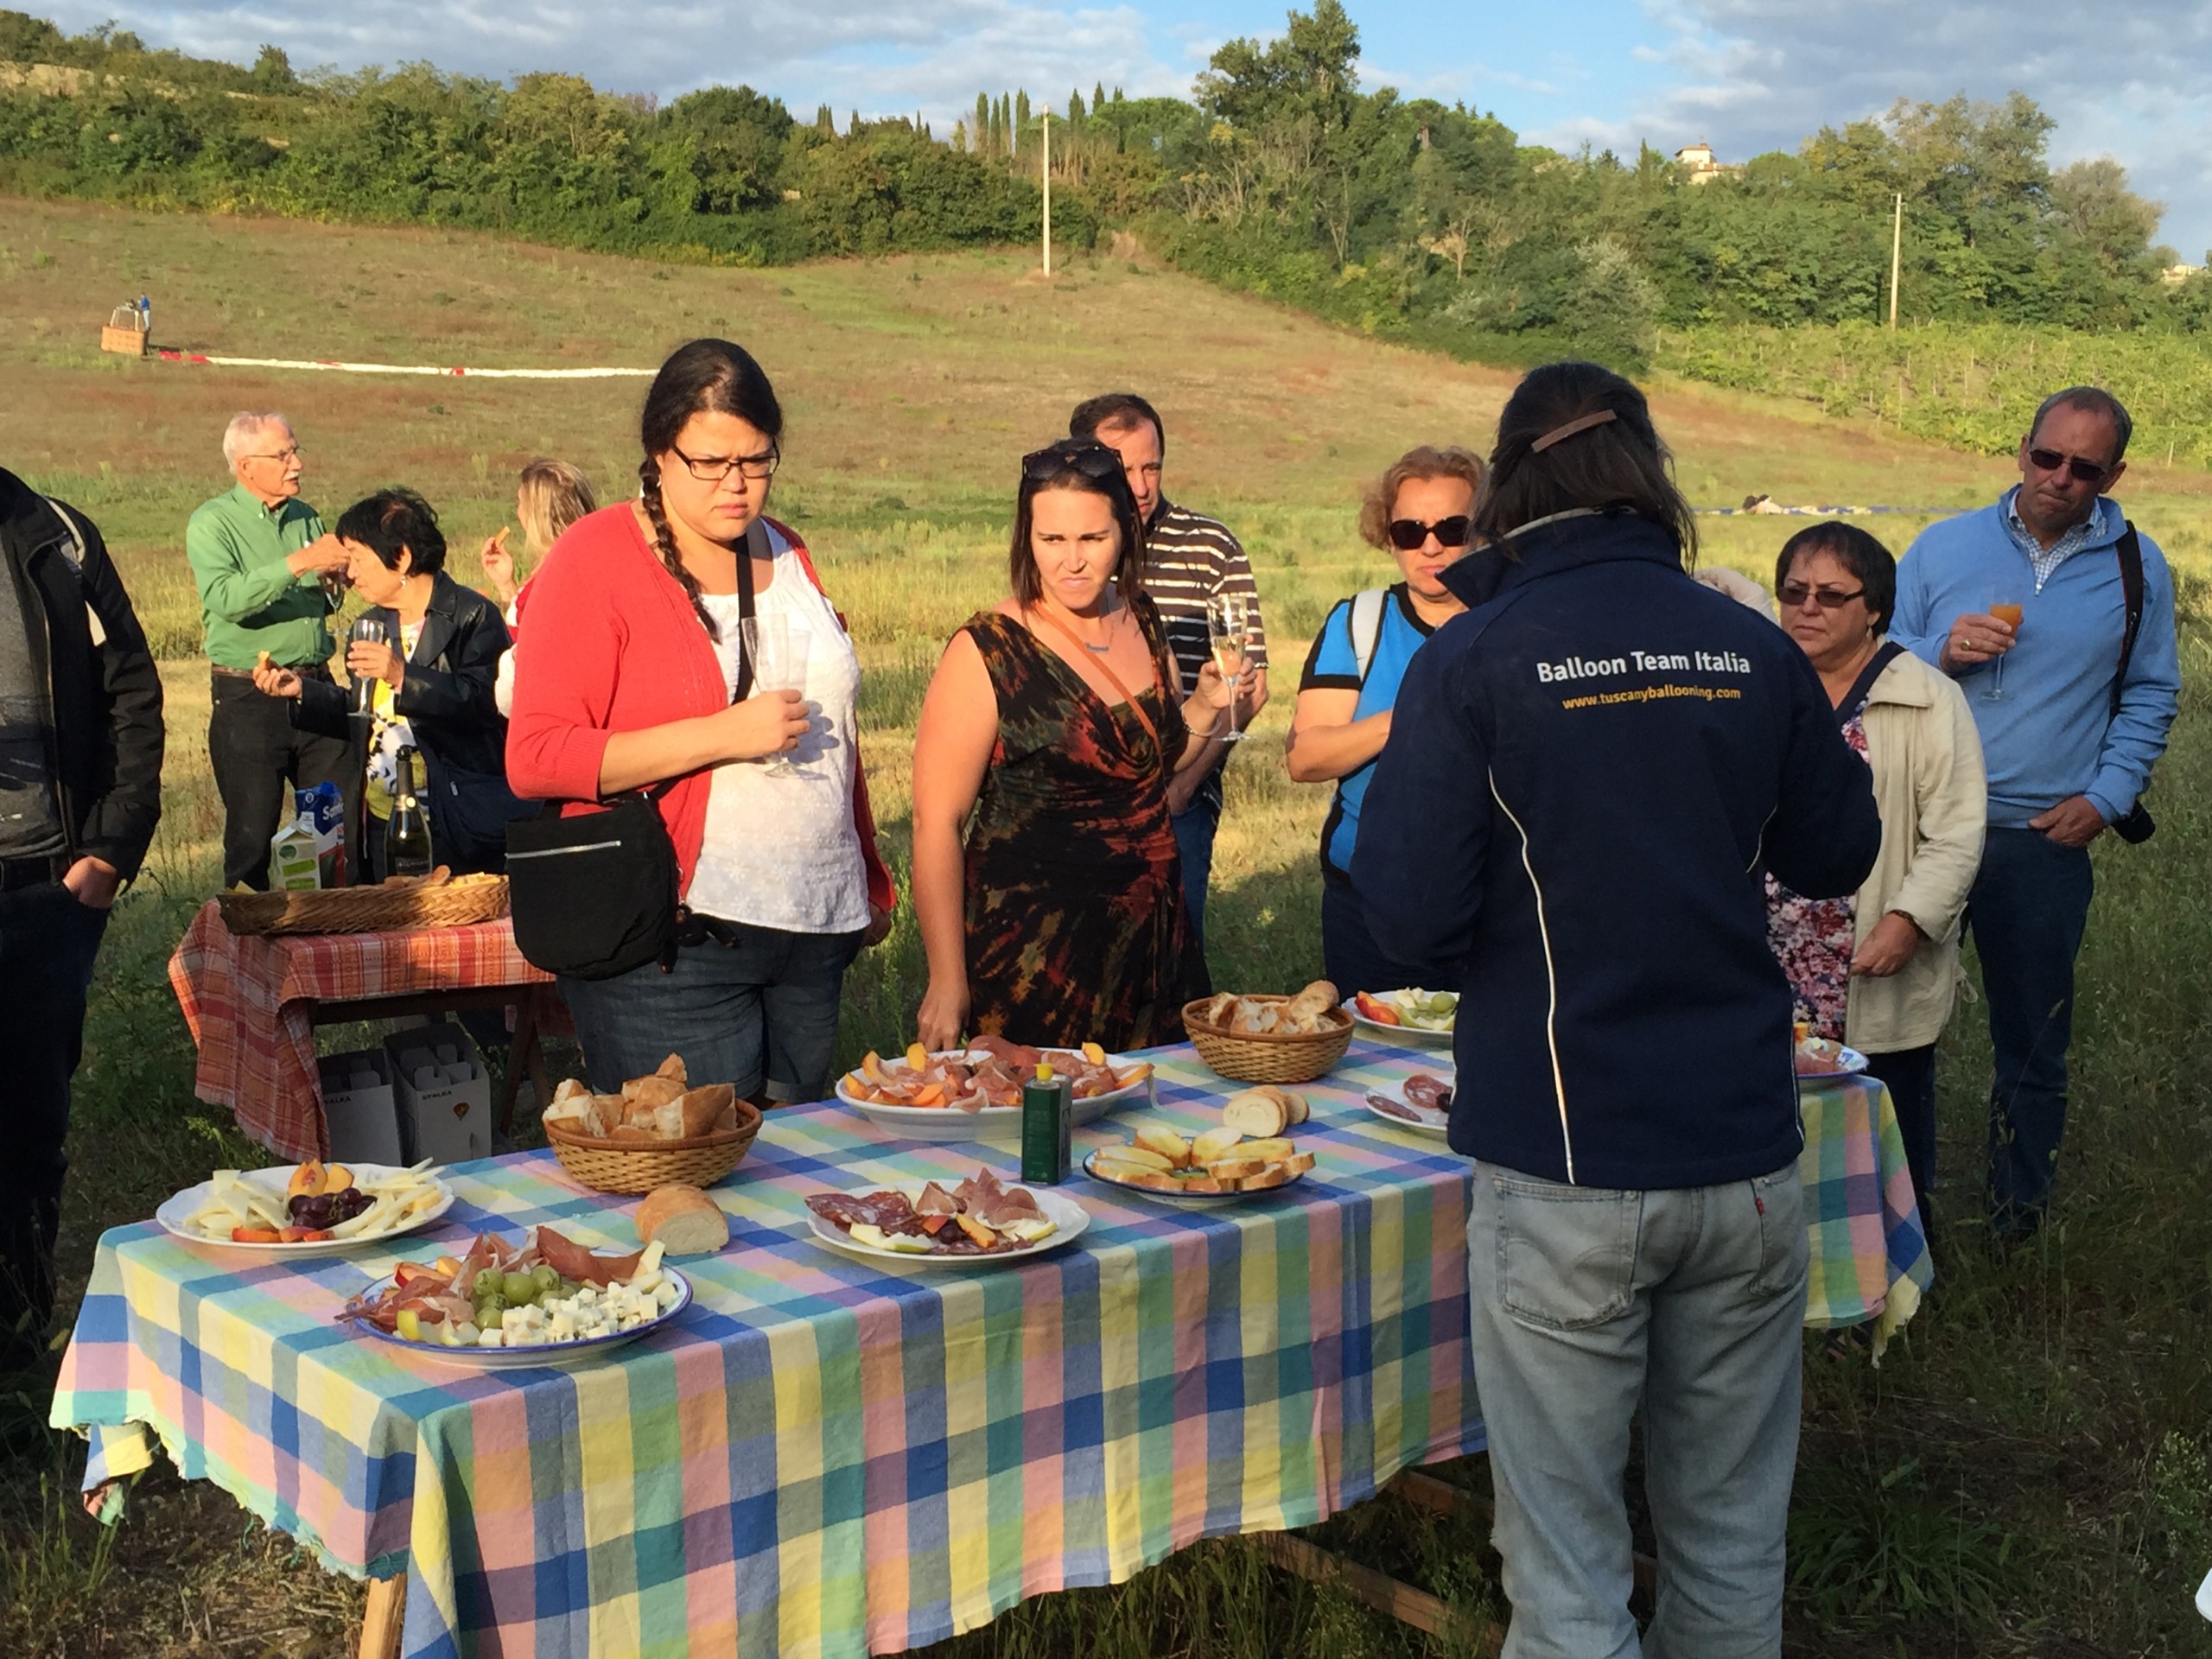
[636, 339, 785, 641]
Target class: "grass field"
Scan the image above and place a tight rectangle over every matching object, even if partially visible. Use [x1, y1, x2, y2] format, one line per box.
[3, 194, 2212, 1657]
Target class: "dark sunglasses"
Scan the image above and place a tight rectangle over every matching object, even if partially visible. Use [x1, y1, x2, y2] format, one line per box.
[1387, 515, 1474, 551]
[1777, 581, 1866, 611]
[1022, 441, 1122, 484]
[2027, 447, 2111, 485]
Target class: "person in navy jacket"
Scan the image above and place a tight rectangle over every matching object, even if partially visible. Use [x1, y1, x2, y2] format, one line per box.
[1353, 362, 1880, 1658]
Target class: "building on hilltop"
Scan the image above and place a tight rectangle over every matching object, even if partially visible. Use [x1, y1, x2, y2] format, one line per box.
[2163, 262, 2202, 286]
[1675, 142, 1740, 186]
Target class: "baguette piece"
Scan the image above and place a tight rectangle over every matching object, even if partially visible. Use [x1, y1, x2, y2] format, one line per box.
[1237, 1165, 1299, 1192]
[637, 1184, 729, 1255]
[1133, 1126, 1193, 1167]
[1222, 1090, 1287, 1138]
[1094, 1143, 1175, 1174]
[624, 1074, 684, 1112]
[678, 1084, 736, 1139]
[1191, 1125, 1244, 1164]
[1233, 1136, 1296, 1164]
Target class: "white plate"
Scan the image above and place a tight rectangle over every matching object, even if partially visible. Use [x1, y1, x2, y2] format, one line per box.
[156, 1164, 455, 1257]
[1080, 1148, 1311, 1207]
[836, 1050, 1153, 1144]
[1363, 1085, 1452, 1140]
[1796, 1044, 1870, 1081]
[1342, 995, 1456, 1046]
[351, 1267, 692, 1369]
[804, 1181, 1090, 1265]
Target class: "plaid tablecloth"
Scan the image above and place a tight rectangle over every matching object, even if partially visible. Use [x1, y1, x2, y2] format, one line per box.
[1796, 1071, 1931, 1356]
[168, 899, 556, 1160]
[54, 1039, 1484, 1659]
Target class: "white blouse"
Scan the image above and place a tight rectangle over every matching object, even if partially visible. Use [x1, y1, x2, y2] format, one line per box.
[686, 540, 870, 935]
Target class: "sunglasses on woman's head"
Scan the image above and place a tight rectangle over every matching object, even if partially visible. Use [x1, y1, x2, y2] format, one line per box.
[1021, 442, 1122, 483]
[2027, 447, 2111, 484]
[1387, 516, 1474, 551]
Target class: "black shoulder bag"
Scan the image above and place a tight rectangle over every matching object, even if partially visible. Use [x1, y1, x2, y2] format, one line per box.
[505, 523, 761, 978]
[2107, 523, 2156, 845]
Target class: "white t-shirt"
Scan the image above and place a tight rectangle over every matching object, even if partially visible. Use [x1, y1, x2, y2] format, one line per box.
[686, 547, 870, 934]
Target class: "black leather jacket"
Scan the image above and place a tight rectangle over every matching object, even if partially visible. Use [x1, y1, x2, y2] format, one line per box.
[0, 468, 164, 880]
[294, 570, 525, 873]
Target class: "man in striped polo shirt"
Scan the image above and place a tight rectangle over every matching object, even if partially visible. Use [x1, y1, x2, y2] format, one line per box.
[1071, 394, 1268, 983]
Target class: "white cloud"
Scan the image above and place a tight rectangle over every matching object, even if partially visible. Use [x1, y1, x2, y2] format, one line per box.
[34, 1, 1194, 128]
[1530, 0, 2212, 258]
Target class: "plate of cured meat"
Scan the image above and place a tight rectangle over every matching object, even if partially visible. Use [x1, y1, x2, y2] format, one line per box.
[1793, 1034, 1869, 1080]
[1363, 1071, 1453, 1139]
[835, 1036, 1154, 1143]
[803, 1167, 1090, 1264]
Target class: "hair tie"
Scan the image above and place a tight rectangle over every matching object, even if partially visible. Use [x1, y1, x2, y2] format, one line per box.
[1530, 409, 1618, 453]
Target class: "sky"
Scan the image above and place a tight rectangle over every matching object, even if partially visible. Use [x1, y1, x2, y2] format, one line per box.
[34, 1, 2212, 261]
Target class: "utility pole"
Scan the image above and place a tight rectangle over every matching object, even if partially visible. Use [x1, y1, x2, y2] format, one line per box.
[1040, 109, 1053, 277]
[1888, 192, 1903, 329]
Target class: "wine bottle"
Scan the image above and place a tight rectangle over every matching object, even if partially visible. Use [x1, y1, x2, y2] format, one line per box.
[385, 746, 435, 879]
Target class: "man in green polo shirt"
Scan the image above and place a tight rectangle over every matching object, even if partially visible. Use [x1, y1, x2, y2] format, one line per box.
[187, 412, 353, 889]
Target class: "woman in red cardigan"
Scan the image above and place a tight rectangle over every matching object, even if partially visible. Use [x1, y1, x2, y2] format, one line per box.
[506, 339, 896, 1103]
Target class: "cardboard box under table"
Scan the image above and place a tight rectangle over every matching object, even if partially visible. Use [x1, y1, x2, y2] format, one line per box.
[54, 1038, 1488, 1659]
[167, 898, 558, 1160]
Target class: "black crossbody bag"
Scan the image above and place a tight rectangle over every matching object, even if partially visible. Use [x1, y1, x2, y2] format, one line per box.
[2107, 523, 2156, 845]
[505, 524, 760, 978]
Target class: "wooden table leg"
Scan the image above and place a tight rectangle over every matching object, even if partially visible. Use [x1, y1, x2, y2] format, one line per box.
[496, 993, 546, 1136]
[359, 1570, 405, 1659]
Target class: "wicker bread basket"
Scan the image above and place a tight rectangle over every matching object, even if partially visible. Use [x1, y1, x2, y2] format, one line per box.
[543, 1103, 763, 1194]
[1182, 995, 1354, 1084]
[218, 877, 509, 938]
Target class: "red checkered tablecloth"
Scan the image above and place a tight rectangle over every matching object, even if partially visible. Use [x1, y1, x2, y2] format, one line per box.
[168, 899, 557, 1160]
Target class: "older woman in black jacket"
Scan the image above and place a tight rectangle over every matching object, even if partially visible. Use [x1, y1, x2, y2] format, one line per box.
[253, 487, 524, 878]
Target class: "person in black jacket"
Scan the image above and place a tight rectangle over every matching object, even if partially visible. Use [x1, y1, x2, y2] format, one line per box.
[252, 489, 525, 878]
[0, 467, 163, 1374]
[1353, 364, 1880, 1658]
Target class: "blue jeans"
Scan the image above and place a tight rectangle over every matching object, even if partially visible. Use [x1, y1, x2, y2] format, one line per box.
[1171, 794, 1218, 941]
[1469, 1160, 1807, 1659]
[558, 921, 866, 1104]
[1965, 826, 2094, 1230]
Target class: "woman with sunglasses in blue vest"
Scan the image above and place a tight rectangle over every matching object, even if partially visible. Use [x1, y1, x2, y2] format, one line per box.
[911, 439, 1237, 1052]
[1287, 445, 1484, 995]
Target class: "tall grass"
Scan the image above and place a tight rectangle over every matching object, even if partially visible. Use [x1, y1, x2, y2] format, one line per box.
[5, 197, 2212, 1656]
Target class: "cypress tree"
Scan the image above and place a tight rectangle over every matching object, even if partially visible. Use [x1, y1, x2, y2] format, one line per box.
[975, 92, 988, 145]
[1068, 89, 1083, 127]
[1014, 90, 1030, 156]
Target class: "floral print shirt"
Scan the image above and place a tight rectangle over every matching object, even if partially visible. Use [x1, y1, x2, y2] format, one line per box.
[1765, 709, 1872, 1041]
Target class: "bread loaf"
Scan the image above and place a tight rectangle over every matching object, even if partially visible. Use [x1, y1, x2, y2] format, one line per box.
[636, 1184, 729, 1255]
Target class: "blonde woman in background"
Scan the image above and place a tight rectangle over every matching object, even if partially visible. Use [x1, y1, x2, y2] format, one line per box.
[486, 460, 596, 715]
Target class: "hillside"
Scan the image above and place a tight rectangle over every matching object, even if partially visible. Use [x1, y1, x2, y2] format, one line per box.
[3, 198, 2211, 1659]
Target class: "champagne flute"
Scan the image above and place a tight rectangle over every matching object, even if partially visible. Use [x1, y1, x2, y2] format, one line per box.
[742, 613, 809, 776]
[1206, 594, 1252, 742]
[1986, 592, 2024, 701]
[350, 616, 388, 717]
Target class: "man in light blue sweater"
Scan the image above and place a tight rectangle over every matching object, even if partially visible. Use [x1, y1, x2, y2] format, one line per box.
[1891, 387, 2180, 1237]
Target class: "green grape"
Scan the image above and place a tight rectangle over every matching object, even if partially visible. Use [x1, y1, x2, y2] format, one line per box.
[500, 1271, 537, 1306]
[473, 1268, 504, 1299]
[475, 1302, 504, 1330]
[531, 1264, 559, 1295]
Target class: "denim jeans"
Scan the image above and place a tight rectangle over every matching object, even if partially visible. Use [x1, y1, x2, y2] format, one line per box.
[0, 880, 108, 1367]
[1965, 826, 2094, 1230]
[1173, 795, 1219, 996]
[1469, 1160, 1808, 1659]
[558, 921, 866, 1103]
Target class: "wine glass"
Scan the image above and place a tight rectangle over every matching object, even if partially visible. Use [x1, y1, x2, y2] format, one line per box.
[1986, 592, 2024, 702]
[349, 616, 388, 717]
[1206, 594, 1253, 743]
[742, 613, 810, 776]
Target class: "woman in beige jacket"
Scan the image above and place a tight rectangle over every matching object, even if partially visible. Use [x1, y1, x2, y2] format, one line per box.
[1765, 522, 1986, 1241]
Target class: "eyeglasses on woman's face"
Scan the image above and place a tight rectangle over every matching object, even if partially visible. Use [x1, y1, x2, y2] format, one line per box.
[670, 442, 779, 484]
[1777, 581, 1866, 612]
